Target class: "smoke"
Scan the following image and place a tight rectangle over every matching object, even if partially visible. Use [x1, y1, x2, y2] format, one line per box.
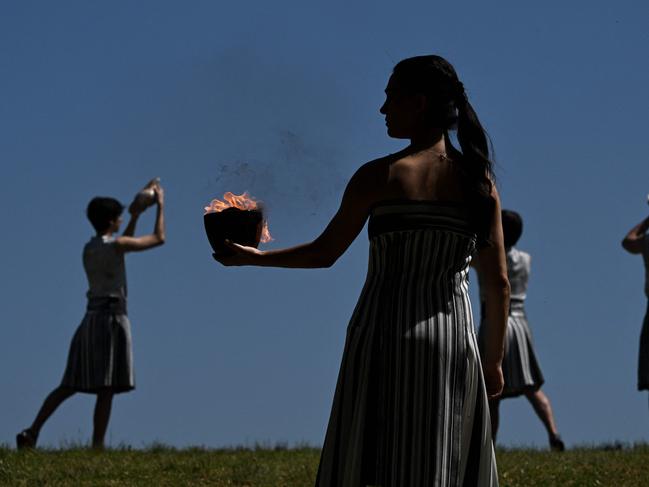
[195, 46, 357, 226]
[204, 129, 347, 219]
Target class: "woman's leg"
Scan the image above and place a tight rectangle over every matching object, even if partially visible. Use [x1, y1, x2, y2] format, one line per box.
[30, 386, 75, 436]
[488, 398, 501, 443]
[18, 386, 75, 448]
[92, 391, 114, 449]
[524, 389, 564, 450]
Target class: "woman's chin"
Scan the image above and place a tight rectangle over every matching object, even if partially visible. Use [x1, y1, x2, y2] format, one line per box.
[386, 127, 410, 139]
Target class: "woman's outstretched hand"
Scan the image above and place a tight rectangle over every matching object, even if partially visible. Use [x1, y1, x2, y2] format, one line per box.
[483, 363, 504, 400]
[212, 240, 262, 266]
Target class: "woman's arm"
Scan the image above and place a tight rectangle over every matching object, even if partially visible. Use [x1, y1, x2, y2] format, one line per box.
[214, 163, 378, 268]
[622, 215, 649, 254]
[121, 210, 140, 237]
[115, 186, 166, 252]
[473, 186, 510, 399]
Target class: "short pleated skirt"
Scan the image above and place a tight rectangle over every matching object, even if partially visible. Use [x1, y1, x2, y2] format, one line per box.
[638, 301, 649, 391]
[60, 297, 135, 394]
[480, 300, 544, 398]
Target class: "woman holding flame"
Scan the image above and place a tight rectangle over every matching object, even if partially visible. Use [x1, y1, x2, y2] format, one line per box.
[214, 56, 509, 486]
[17, 180, 165, 450]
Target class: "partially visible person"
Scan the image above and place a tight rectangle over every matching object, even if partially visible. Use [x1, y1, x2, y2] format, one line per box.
[17, 181, 165, 450]
[476, 209, 564, 451]
[621, 212, 649, 394]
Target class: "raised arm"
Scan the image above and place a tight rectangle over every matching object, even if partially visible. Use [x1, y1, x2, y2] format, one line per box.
[214, 163, 378, 268]
[115, 186, 166, 253]
[121, 209, 140, 237]
[472, 186, 510, 399]
[622, 215, 649, 254]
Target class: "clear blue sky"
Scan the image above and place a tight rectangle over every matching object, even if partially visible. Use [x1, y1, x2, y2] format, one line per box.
[1, 1, 648, 449]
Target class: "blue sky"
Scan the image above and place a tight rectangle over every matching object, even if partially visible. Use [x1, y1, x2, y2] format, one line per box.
[1, 1, 648, 449]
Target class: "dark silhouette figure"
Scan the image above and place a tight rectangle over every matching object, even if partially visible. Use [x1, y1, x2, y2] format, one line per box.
[622, 212, 649, 394]
[476, 210, 564, 451]
[17, 183, 165, 450]
[214, 55, 509, 486]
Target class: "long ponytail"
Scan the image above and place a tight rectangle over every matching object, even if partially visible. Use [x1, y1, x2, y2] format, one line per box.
[455, 91, 495, 246]
[392, 55, 496, 245]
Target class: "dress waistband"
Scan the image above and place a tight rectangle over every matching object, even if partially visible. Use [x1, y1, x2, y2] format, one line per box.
[509, 298, 525, 313]
[86, 296, 127, 315]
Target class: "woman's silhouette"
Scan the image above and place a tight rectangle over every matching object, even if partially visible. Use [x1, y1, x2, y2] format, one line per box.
[622, 213, 649, 397]
[17, 183, 165, 450]
[215, 55, 509, 486]
[477, 210, 564, 451]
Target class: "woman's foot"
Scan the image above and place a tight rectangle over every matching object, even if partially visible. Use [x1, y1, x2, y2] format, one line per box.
[549, 433, 565, 452]
[16, 429, 38, 450]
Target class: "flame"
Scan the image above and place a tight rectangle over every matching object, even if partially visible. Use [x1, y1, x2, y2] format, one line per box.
[204, 191, 273, 243]
[204, 191, 259, 213]
[260, 225, 272, 243]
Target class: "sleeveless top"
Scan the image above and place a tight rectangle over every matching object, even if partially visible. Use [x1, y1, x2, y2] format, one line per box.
[83, 235, 127, 299]
[505, 247, 531, 302]
[478, 246, 530, 304]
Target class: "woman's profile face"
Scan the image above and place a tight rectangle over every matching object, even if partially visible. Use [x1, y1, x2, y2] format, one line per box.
[380, 75, 425, 139]
[109, 215, 123, 233]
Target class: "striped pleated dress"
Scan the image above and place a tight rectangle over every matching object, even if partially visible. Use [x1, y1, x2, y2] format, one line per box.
[316, 201, 498, 487]
[60, 235, 135, 393]
[479, 247, 544, 398]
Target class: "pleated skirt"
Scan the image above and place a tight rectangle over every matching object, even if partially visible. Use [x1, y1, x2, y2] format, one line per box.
[638, 301, 649, 391]
[480, 301, 544, 398]
[60, 297, 135, 394]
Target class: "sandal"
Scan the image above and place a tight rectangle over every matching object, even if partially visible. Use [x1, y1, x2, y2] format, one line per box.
[16, 429, 37, 450]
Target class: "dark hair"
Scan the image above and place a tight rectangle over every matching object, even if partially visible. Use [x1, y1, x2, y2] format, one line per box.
[86, 197, 124, 233]
[501, 209, 523, 248]
[391, 55, 495, 244]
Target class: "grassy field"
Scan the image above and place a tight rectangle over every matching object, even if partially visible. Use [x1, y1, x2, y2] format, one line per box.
[2, 444, 649, 486]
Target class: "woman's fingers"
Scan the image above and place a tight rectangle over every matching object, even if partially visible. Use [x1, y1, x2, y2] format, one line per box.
[487, 386, 503, 400]
[212, 240, 258, 266]
[487, 387, 503, 400]
[484, 365, 504, 399]
[223, 239, 238, 250]
[155, 185, 165, 205]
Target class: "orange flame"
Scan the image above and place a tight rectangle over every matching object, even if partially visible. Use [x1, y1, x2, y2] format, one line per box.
[204, 191, 273, 243]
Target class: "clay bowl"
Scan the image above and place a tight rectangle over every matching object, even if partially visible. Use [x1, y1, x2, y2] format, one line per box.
[130, 188, 156, 213]
[129, 177, 160, 213]
[204, 207, 263, 255]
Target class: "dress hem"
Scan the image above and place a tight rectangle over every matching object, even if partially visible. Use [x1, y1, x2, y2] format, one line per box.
[60, 384, 135, 395]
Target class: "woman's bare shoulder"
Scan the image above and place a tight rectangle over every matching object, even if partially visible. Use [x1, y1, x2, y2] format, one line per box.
[360, 153, 398, 171]
[343, 155, 398, 205]
[350, 155, 395, 185]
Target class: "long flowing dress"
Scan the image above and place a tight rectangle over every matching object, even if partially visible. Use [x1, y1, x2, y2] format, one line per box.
[60, 235, 135, 393]
[478, 247, 544, 398]
[316, 201, 498, 487]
